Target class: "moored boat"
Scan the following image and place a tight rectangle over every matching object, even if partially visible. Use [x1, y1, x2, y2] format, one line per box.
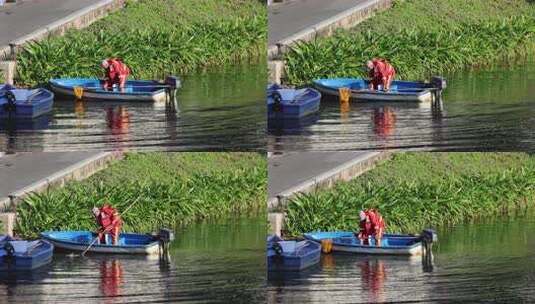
[49, 76, 181, 102]
[313, 77, 446, 103]
[267, 235, 321, 271]
[41, 231, 162, 255]
[0, 236, 54, 270]
[304, 230, 437, 256]
[267, 87, 321, 119]
[0, 84, 54, 119]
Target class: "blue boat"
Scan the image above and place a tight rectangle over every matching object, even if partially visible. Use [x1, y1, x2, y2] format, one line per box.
[49, 76, 181, 102]
[0, 84, 54, 119]
[267, 235, 321, 271]
[0, 235, 54, 270]
[267, 87, 321, 119]
[313, 77, 446, 103]
[304, 230, 437, 256]
[41, 231, 162, 255]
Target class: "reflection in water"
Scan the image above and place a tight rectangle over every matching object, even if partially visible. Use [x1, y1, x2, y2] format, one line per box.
[0, 64, 265, 152]
[268, 217, 535, 303]
[269, 60, 535, 151]
[0, 217, 265, 303]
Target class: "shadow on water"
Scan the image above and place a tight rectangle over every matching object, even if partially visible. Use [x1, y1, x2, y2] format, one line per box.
[267, 216, 535, 303]
[0, 217, 266, 303]
[0, 64, 266, 152]
[268, 60, 535, 152]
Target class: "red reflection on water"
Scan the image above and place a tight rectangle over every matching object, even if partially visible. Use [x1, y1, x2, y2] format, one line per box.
[373, 107, 396, 138]
[100, 260, 124, 300]
[358, 260, 386, 302]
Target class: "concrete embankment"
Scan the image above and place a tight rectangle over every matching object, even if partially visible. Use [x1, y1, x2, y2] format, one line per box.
[0, 0, 125, 84]
[268, 0, 392, 84]
[0, 151, 123, 235]
[267, 151, 390, 236]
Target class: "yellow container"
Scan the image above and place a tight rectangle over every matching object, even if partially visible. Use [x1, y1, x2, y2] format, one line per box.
[338, 87, 351, 103]
[73, 86, 84, 100]
[321, 239, 333, 254]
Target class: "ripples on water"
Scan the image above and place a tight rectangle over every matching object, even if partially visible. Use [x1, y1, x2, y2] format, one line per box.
[0, 218, 266, 303]
[268, 61, 535, 152]
[267, 218, 535, 303]
[0, 64, 266, 152]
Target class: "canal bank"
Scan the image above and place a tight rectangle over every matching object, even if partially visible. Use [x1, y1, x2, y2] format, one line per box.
[0, 151, 123, 235]
[0, 0, 125, 84]
[13, 153, 266, 238]
[268, 151, 390, 236]
[283, 0, 535, 85]
[283, 153, 535, 237]
[268, 0, 393, 83]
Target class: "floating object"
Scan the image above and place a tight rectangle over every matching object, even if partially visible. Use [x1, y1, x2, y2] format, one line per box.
[320, 239, 333, 254]
[267, 235, 321, 271]
[267, 87, 321, 119]
[0, 236, 54, 270]
[304, 230, 437, 256]
[313, 77, 446, 103]
[0, 84, 54, 119]
[41, 231, 166, 255]
[338, 87, 351, 103]
[49, 76, 181, 102]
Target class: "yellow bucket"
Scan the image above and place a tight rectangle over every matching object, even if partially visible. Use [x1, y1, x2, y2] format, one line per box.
[74, 86, 84, 100]
[338, 87, 351, 103]
[321, 239, 333, 254]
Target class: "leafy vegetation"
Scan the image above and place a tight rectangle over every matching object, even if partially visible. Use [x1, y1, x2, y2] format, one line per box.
[16, 0, 267, 86]
[15, 152, 267, 238]
[285, 0, 535, 85]
[285, 153, 535, 236]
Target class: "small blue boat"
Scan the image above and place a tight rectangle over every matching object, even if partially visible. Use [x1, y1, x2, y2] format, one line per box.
[267, 87, 321, 119]
[313, 77, 446, 103]
[0, 84, 54, 119]
[49, 76, 181, 102]
[41, 231, 162, 255]
[0, 235, 54, 270]
[267, 235, 321, 271]
[304, 230, 437, 256]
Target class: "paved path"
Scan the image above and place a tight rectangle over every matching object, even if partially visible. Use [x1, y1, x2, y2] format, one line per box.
[0, 151, 107, 203]
[268, 0, 368, 45]
[0, 0, 102, 47]
[268, 151, 378, 199]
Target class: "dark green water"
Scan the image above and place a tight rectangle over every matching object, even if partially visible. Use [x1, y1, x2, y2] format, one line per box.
[267, 216, 535, 303]
[0, 64, 266, 152]
[268, 60, 535, 152]
[0, 217, 266, 303]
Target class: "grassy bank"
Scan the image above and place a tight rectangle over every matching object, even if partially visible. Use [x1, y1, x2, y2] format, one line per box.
[16, 0, 266, 86]
[15, 152, 266, 238]
[285, 0, 535, 85]
[285, 153, 535, 236]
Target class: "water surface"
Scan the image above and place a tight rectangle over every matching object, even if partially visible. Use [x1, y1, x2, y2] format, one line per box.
[267, 217, 535, 303]
[0, 64, 266, 152]
[268, 61, 535, 152]
[0, 217, 266, 303]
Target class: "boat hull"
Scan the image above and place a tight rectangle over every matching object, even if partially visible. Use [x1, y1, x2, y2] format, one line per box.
[49, 78, 171, 103]
[0, 239, 54, 270]
[41, 231, 160, 255]
[0, 88, 54, 119]
[267, 88, 321, 119]
[267, 237, 321, 271]
[313, 78, 436, 103]
[304, 231, 423, 256]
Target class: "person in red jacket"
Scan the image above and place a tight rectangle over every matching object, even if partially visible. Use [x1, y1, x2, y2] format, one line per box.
[357, 209, 386, 247]
[101, 58, 130, 91]
[366, 58, 396, 92]
[92, 203, 122, 245]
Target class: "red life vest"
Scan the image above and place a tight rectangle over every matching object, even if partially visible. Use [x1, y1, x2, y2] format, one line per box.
[366, 209, 385, 234]
[369, 59, 395, 86]
[105, 58, 130, 80]
[97, 204, 122, 230]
